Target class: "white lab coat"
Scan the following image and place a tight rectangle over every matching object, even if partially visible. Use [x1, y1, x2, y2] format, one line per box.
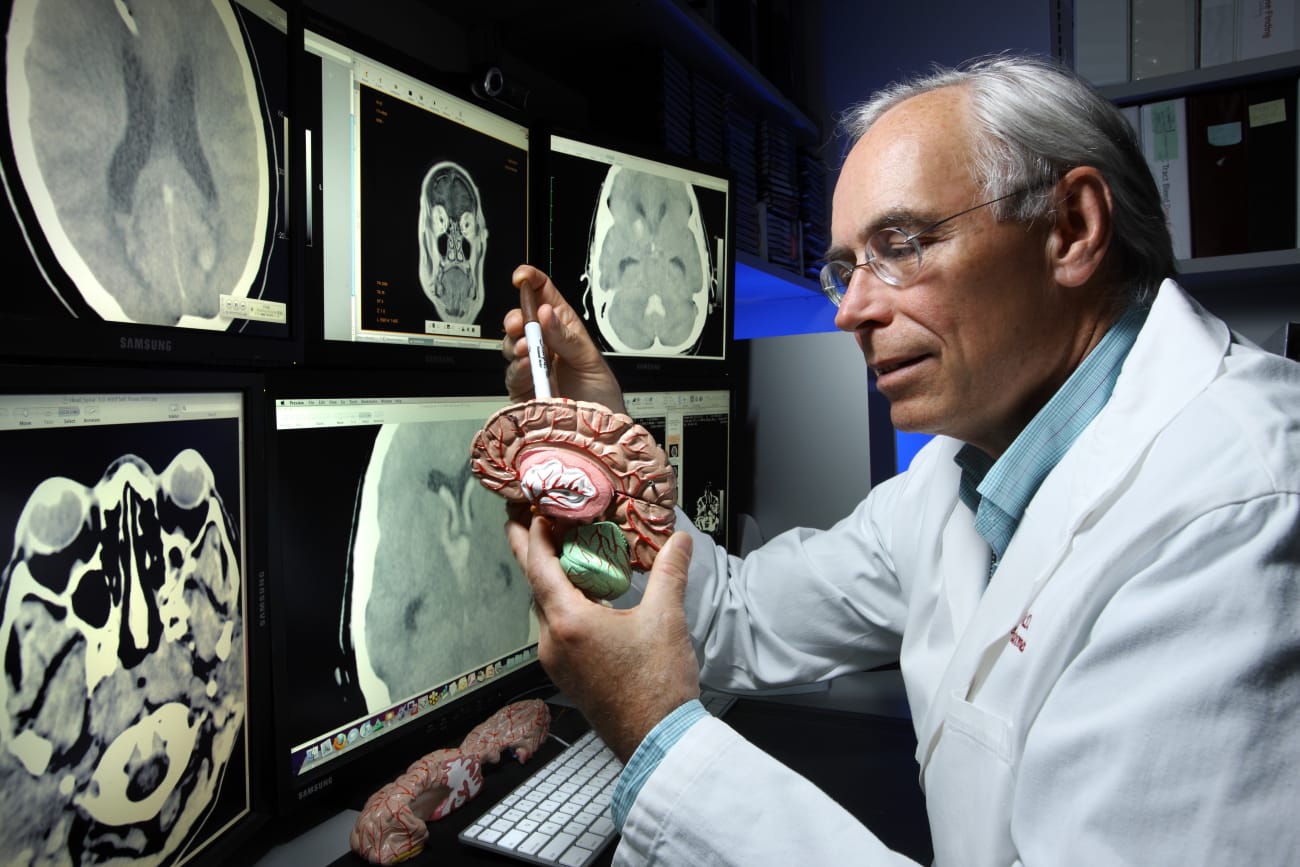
[615, 280, 1300, 866]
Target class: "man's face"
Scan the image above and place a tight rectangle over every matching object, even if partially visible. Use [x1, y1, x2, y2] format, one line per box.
[830, 87, 1083, 457]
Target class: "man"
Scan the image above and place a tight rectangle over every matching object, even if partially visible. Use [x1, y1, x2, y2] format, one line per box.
[502, 55, 1300, 865]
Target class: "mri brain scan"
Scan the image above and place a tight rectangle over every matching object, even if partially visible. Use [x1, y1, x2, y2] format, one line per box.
[418, 161, 488, 324]
[0, 450, 244, 865]
[350, 420, 533, 712]
[5, 0, 272, 328]
[587, 166, 711, 355]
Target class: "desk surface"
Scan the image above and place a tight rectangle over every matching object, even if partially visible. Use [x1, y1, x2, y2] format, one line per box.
[256, 696, 933, 866]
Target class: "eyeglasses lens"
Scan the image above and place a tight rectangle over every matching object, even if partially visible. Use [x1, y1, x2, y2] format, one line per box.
[866, 228, 920, 286]
[820, 229, 922, 306]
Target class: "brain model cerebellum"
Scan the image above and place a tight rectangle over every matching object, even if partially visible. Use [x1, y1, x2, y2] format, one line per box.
[0, 449, 244, 865]
[588, 166, 711, 355]
[469, 398, 677, 598]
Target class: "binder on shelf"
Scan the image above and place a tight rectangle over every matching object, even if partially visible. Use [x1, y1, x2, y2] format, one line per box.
[1181, 79, 1296, 258]
[1238, 0, 1299, 60]
[1075, 0, 1131, 85]
[1242, 78, 1297, 252]
[1132, 0, 1197, 79]
[1186, 88, 1248, 256]
[1199, 0, 1237, 66]
[1140, 98, 1193, 259]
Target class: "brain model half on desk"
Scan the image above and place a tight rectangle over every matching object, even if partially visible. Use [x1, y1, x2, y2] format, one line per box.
[350, 699, 551, 864]
[470, 397, 676, 599]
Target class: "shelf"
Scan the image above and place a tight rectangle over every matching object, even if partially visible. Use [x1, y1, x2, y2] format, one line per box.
[429, 0, 819, 137]
[733, 252, 836, 339]
[1174, 248, 1300, 291]
[735, 251, 819, 300]
[1099, 50, 1300, 104]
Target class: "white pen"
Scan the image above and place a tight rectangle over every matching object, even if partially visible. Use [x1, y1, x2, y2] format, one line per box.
[520, 288, 552, 399]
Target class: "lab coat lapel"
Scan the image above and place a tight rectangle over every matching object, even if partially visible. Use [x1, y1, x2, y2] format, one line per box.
[915, 280, 1228, 773]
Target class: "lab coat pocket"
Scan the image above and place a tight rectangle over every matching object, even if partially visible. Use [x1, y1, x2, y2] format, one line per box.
[925, 690, 1017, 867]
[943, 689, 1013, 763]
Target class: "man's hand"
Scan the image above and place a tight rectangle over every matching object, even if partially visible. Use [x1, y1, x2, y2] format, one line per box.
[508, 510, 700, 762]
[503, 265, 627, 413]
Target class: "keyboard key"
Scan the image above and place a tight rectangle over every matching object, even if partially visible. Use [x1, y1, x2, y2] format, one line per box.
[538, 831, 577, 861]
[559, 849, 592, 867]
[497, 828, 529, 851]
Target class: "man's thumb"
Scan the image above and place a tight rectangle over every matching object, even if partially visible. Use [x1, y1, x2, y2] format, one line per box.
[642, 531, 693, 607]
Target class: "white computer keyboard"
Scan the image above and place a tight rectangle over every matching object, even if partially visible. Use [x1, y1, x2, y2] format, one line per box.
[458, 691, 736, 866]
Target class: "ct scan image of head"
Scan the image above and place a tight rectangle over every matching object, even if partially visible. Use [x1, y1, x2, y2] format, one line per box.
[586, 165, 712, 355]
[5, 0, 273, 327]
[0, 450, 245, 865]
[418, 161, 488, 324]
[349, 420, 535, 711]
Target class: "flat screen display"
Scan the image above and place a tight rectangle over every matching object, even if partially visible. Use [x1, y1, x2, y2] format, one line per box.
[301, 19, 531, 370]
[0, 0, 297, 366]
[624, 388, 733, 548]
[0, 366, 267, 865]
[264, 373, 546, 813]
[546, 132, 734, 383]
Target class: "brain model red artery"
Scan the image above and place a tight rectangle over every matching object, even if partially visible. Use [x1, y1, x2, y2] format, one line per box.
[469, 397, 677, 575]
[350, 699, 551, 865]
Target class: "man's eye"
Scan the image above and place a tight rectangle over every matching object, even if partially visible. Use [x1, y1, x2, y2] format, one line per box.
[880, 242, 916, 260]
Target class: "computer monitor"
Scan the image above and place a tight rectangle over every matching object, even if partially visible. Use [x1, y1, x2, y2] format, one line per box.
[0, 0, 299, 367]
[0, 364, 270, 866]
[263, 371, 549, 816]
[300, 15, 534, 371]
[545, 131, 735, 384]
[624, 387, 733, 548]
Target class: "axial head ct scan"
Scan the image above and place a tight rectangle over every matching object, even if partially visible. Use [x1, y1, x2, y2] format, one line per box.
[5, 0, 273, 328]
[0, 450, 245, 865]
[587, 165, 711, 355]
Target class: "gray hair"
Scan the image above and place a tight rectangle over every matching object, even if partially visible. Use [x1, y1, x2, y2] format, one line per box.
[839, 54, 1174, 305]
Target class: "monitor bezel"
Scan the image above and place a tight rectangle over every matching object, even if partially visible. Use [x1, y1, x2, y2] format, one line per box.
[296, 11, 541, 376]
[541, 125, 738, 389]
[260, 366, 554, 820]
[0, 0, 304, 370]
[0, 361, 275, 866]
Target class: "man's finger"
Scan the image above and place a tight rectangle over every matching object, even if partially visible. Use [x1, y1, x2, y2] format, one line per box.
[524, 516, 587, 613]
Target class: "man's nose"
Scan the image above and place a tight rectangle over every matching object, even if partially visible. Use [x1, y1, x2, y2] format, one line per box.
[833, 264, 892, 332]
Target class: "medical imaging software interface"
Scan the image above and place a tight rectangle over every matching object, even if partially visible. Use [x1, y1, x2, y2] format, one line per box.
[624, 389, 732, 547]
[1, 0, 292, 336]
[548, 134, 731, 362]
[305, 27, 530, 353]
[0, 384, 253, 866]
[270, 392, 540, 781]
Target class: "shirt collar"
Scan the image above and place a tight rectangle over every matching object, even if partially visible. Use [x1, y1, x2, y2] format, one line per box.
[955, 304, 1149, 567]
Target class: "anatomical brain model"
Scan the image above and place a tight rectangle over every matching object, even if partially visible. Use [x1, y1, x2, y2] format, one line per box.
[470, 397, 677, 598]
[351, 698, 551, 865]
[0, 450, 245, 866]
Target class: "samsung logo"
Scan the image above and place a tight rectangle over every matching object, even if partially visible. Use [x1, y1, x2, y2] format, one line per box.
[298, 776, 333, 799]
[120, 336, 174, 352]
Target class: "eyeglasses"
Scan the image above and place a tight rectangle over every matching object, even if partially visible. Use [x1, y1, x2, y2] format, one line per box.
[818, 187, 1037, 306]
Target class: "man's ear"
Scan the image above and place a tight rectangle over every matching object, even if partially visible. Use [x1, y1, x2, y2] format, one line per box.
[1048, 166, 1113, 289]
